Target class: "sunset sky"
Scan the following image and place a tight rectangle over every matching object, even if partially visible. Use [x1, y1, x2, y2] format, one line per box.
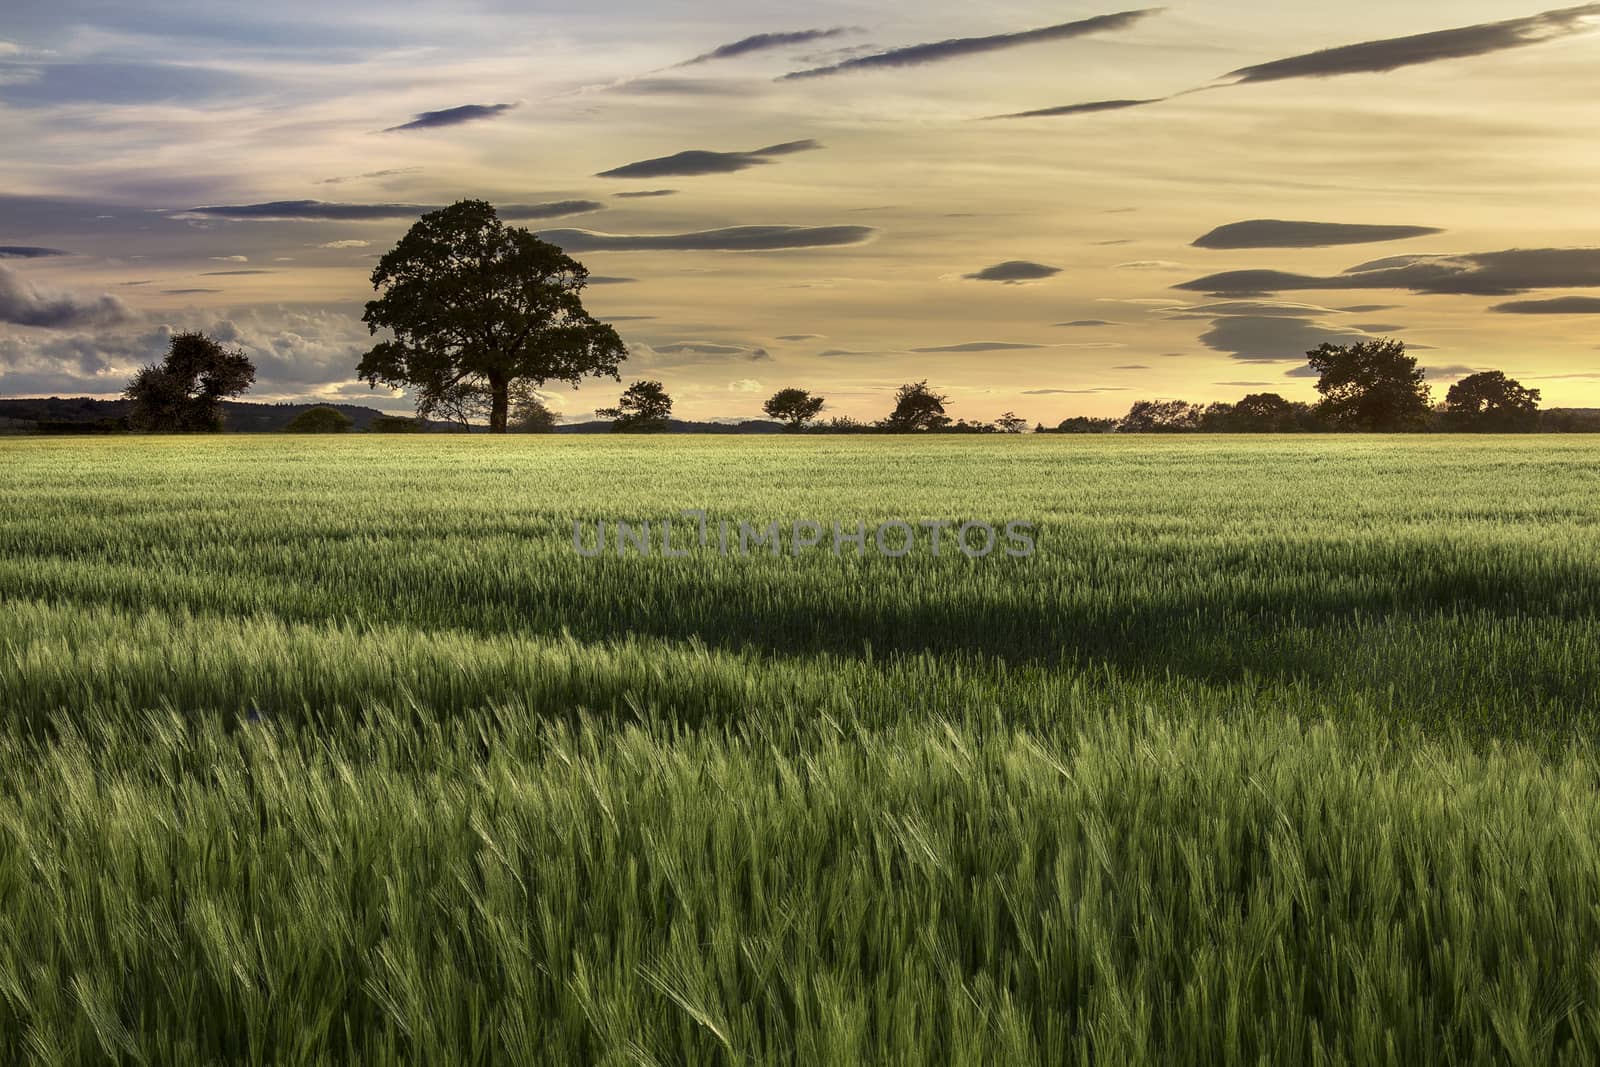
[2, 1, 1598, 422]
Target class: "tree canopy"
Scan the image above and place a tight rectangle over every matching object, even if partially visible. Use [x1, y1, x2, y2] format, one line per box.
[763, 388, 826, 430]
[283, 406, 352, 433]
[358, 200, 627, 433]
[880, 381, 951, 433]
[125, 331, 255, 432]
[1306, 339, 1431, 432]
[1445, 371, 1541, 431]
[597, 380, 673, 433]
[1119, 399, 1202, 433]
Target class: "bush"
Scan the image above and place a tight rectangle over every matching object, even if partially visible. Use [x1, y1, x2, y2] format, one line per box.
[367, 414, 424, 434]
[283, 406, 353, 434]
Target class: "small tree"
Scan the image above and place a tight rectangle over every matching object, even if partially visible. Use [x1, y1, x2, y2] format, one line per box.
[125, 331, 256, 432]
[994, 411, 1028, 434]
[284, 406, 352, 433]
[1306, 338, 1431, 432]
[359, 200, 627, 433]
[1444, 371, 1541, 432]
[368, 414, 424, 433]
[880, 381, 951, 433]
[1118, 399, 1201, 433]
[597, 380, 673, 432]
[763, 388, 825, 431]
[1053, 416, 1119, 434]
[510, 393, 560, 433]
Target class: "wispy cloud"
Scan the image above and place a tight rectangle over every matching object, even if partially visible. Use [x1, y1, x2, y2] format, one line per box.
[539, 225, 875, 252]
[913, 342, 1049, 352]
[1223, 4, 1600, 84]
[385, 103, 518, 133]
[681, 28, 858, 66]
[1176, 249, 1600, 297]
[782, 9, 1161, 79]
[613, 190, 678, 199]
[1491, 296, 1600, 313]
[597, 140, 822, 179]
[181, 200, 601, 222]
[963, 260, 1061, 283]
[0, 246, 72, 259]
[988, 98, 1164, 119]
[996, 5, 1600, 122]
[1193, 220, 1444, 249]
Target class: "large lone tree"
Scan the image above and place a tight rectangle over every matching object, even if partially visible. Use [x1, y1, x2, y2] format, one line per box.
[1306, 338, 1431, 432]
[596, 379, 673, 433]
[1444, 370, 1541, 431]
[359, 200, 627, 433]
[125, 331, 256, 432]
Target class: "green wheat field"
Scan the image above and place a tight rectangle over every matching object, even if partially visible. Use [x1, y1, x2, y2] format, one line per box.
[3, 434, 1600, 1065]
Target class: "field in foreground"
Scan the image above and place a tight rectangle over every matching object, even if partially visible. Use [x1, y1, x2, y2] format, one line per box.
[2, 434, 1599, 1065]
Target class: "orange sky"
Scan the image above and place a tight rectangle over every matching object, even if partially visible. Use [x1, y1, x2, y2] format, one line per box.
[2, 2, 1598, 422]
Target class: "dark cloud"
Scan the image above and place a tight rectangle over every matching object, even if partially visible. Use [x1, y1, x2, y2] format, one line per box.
[200, 270, 275, 276]
[501, 202, 605, 220]
[681, 28, 857, 65]
[1114, 364, 1150, 370]
[655, 342, 751, 355]
[181, 200, 601, 222]
[317, 168, 421, 186]
[538, 225, 875, 252]
[988, 98, 1164, 119]
[0, 266, 130, 329]
[1056, 319, 1121, 327]
[963, 260, 1061, 283]
[1349, 323, 1406, 333]
[1224, 4, 1600, 84]
[0, 246, 71, 259]
[385, 103, 517, 133]
[1338, 304, 1400, 313]
[1491, 296, 1600, 314]
[912, 342, 1048, 353]
[162, 289, 224, 295]
[1176, 249, 1600, 297]
[1193, 314, 1370, 363]
[1168, 300, 1346, 318]
[817, 349, 873, 357]
[1193, 220, 1444, 249]
[596, 140, 822, 179]
[777, 334, 823, 341]
[184, 201, 432, 221]
[782, 9, 1161, 79]
[585, 276, 637, 285]
[613, 190, 678, 199]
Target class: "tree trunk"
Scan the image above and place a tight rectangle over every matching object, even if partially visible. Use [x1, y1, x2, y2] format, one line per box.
[489, 376, 509, 434]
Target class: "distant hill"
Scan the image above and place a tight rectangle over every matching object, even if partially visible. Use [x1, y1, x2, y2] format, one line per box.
[0, 397, 788, 435]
